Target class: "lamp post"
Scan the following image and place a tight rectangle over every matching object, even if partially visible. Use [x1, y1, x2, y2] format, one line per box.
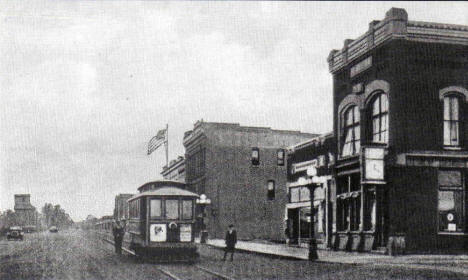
[196, 194, 211, 244]
[306, 167, 319, 261]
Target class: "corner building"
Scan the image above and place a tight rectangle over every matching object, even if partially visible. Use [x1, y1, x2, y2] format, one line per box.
[328, 8, 468, 253]
[183, 121, 316, 241]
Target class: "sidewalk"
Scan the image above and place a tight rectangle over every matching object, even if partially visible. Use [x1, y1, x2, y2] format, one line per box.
[203, 239, 468, 274]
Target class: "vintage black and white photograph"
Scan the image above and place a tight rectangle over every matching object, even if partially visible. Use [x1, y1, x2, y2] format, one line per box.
[1, 1, 467, 279]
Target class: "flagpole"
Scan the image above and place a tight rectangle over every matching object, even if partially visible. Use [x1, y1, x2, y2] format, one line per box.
[165, 123, 169, 167]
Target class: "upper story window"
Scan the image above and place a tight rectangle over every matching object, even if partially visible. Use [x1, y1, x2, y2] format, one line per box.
[341, 106, 360, 157]
[277, 149, 285, 166]
[370, 93, 388, 143]
[267, 180, 275, 200]
[251, 147, 260, 165]
[443, 95, 462, 147]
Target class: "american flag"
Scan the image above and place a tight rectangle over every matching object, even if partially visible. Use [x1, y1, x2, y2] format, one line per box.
[147, 128, 167, 155]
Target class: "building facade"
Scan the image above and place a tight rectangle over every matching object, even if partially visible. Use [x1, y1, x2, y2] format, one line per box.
[13, 194, 38, 228]
[286, 133, 336, 248]
[161, 156, 186, 183]
[328, 8, 468, 253]
[183, 121, 317, 241]
[114, 193, 134, 221]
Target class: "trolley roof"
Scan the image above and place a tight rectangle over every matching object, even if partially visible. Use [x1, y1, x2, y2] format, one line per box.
[128, 186, 199, 201]
[137, 180, 186, 192]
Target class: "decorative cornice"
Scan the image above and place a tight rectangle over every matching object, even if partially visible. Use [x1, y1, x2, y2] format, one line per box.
[328, 8, 468, 74]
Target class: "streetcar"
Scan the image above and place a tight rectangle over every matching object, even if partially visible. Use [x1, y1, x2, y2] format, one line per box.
[126, 181, 200, 261]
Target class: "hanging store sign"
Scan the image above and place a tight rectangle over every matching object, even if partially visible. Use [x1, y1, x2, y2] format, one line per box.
[362, 146, 385, 182]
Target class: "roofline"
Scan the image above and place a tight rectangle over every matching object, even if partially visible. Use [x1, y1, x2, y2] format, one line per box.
[287, 132, 334, 152]
[136, 180, 186, 191]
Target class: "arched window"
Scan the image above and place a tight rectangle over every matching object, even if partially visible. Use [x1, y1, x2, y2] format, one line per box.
[341, 106, 360, 157]
[370, 93, 388, 143]
[443, 95, 462, 147]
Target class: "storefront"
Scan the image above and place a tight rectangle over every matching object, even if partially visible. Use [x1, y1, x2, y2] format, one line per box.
[286, 178, 330, 247]
[286, 133, 335, 248]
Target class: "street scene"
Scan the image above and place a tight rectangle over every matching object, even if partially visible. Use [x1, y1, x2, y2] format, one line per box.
[1, 1, 468, 279]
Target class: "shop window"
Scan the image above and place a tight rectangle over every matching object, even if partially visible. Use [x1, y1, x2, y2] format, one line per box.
[251, 148, 260, 165]
[438, 170, 465, 233]
[277, 149, 285, 166]
[363, 190, 377, 231]
[370, 93, 388, 144]
[443, 95, 462, 147]
[341, 106, 360, 157]
[267, 180, 275, 200]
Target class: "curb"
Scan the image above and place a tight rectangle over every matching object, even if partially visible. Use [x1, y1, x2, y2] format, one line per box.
[199, 243, 310, 261]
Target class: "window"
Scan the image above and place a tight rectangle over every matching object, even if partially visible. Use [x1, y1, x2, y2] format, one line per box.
[444, 95, 462, 147]
[267, 180, 275, 200]
[251, 148, 260, 165]
[277, 149, 285, 166]
[182, 200, 193, 220]
[341, 106, 360, 157]
[165, 199, 179, 219]
[336, 174, 361, 232]
[370, 93, 388, 143]
[438, 170, 465, 233]
[150, 199, 162, 218]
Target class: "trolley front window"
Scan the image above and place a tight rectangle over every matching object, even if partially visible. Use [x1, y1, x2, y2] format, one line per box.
[182, 200, 193, 219]
[150, 199, 162, 218]
[166, 199, 179, 219]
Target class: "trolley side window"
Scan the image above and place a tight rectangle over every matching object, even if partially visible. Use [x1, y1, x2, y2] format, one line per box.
[182, 200, 193, 220]
[150, 199, 162, 218]
[165, 199, 179, 219]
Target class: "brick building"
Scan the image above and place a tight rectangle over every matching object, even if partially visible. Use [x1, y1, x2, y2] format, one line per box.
[13, 194, 38, 228]
[161, 156, 185, 183]
[183, 121, 317, 240]
[114, 193, 133, 221]
[286, 133, 335, 248]
[328, 8, 468, 253]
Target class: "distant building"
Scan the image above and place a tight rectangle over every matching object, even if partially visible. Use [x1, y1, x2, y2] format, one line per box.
[183, 120, 317, 241]
[13, 194, 38, 228]
[114, 193, 134, 221]
[286, 133, 335, 248]
[161, 156, 185, 183]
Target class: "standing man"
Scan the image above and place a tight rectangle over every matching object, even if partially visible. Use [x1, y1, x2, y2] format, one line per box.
[223, 224, 237, 261]
[112, 220, 125, 255]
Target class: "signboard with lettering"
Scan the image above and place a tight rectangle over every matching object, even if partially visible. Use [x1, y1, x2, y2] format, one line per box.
[179, 224, 192, 242]
[150, 224, 167, 242]
[350, 56, 372, 78]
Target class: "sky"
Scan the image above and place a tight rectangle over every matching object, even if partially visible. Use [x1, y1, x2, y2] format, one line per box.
[0, 1, 466, 221]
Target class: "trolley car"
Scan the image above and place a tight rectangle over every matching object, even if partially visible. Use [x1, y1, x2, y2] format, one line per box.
[126, 181, 199, 261]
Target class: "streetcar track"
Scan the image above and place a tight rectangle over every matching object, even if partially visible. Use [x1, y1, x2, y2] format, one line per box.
[100, 237, 235, 280]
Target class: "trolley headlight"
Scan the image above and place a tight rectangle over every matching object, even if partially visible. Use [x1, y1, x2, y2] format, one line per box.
[179, 224, 192, 242]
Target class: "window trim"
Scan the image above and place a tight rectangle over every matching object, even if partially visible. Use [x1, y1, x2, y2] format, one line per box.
[341, 105, 361, 157]
[443, 94, 463, 148]
[251, 147, 260, 166]
[369, 93, 389, 144]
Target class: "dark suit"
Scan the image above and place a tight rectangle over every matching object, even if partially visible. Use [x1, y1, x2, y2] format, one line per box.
[223, 229, 237, 261]
[112, 224, 125, 255]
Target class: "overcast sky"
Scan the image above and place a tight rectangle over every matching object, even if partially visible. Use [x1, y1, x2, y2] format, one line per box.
[1, 1, 466, 221]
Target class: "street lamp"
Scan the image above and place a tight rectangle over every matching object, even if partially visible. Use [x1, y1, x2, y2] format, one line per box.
[306, 167, 319, 261]
[196, 194, 211, 244]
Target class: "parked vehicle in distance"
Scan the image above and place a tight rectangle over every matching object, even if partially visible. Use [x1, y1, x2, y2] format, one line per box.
[7, 226, 24, 241]
[49, 226, 58, 233]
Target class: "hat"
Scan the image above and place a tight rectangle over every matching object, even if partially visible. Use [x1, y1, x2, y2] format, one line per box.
[228, 224, 234, 227]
